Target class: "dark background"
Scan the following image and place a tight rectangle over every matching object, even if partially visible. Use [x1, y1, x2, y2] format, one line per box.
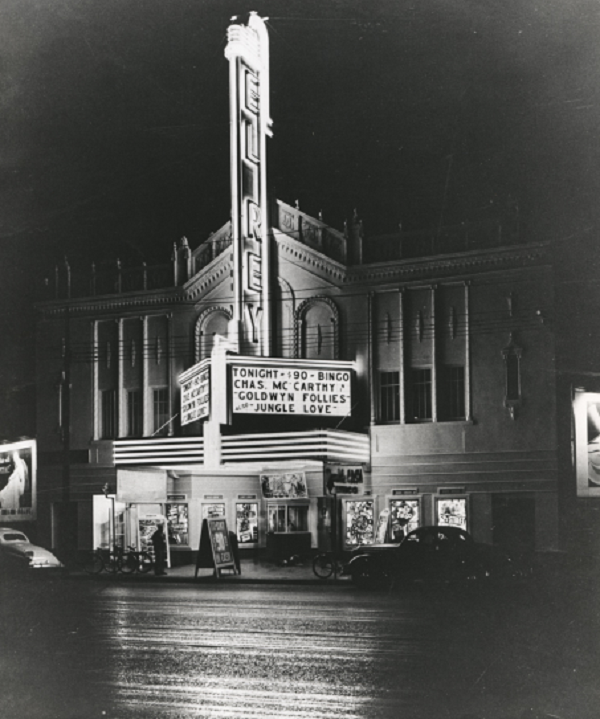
[1, 0, 599, 438]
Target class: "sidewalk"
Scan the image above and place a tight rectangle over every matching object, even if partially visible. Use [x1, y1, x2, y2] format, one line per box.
[69, 554, 351, 586]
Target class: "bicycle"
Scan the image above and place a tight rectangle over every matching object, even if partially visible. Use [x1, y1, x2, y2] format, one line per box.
[312, 552, 345, 579]
[120, 545, 153, 574]
[80, 546, 153, 575]
[81, 548, 106, 575]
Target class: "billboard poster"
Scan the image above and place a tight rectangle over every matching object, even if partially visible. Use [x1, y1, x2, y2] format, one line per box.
[435, 498, 468, 531]
[260, 472, 308, 499]
[179, 362, 210, 425]
[0, 439, 36, 522]
[574, 391, 600, 497]
[231, 363, 351, 416]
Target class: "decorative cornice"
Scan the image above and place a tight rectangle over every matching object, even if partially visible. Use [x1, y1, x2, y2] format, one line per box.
[37, 289, 185, 318]
[346, 243, 549, 285]
[185, 248, 233, 301]
[275, 232, 346, 284]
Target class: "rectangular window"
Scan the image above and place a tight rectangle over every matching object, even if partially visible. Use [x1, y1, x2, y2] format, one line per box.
[267, 504, 308, 533]
[101, 389, 117, 439]
[410, 368, 432, 421]
[152, 387, 169, 436]
[127, 390, 143, 437]
[439, 366, 466, 420]
[379, 371, 400, 422]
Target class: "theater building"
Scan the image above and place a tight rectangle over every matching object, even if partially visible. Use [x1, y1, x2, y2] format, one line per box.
[34, 13, 566, 565]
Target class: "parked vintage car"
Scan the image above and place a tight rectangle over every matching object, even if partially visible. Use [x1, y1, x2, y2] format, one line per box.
[0, 528, 64, 573]
[346, 525, 523, 588]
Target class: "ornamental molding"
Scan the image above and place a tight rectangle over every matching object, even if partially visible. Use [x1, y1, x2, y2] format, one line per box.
[37, 289, 184, 318]
[346, 244, 549, 285]
[293, 295, 340, 360]
[195, 305, 233, 362]
[275, 233, 346, 285]
[184, 248, 233, 301]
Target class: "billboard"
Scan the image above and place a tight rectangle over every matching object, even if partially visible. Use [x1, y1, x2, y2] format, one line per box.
[179, 361, 210, 426]
[231, 363, 351, 416]
[0, 439, 36, 522]
[574, 390, 600, 497]
[260, 472, 308, 499]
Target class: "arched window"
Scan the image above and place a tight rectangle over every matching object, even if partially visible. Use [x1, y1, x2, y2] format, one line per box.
[274, 279, 295, 358]
[294, 297, 339, 360]
[195, 307, 232, 362]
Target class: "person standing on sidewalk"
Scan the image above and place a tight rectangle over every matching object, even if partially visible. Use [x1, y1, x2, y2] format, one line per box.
[151, 524, 167, 576]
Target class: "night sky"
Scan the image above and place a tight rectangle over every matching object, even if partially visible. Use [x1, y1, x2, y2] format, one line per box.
[1, 0, 599, 436]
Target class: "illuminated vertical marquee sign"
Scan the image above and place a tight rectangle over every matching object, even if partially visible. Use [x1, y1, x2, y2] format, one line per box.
[225, 13, 273, 356]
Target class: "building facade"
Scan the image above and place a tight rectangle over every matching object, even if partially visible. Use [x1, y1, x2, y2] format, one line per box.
[33, 13, 586, 566]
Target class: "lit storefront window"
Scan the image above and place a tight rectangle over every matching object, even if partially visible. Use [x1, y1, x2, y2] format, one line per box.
[236, 502, 258, 544]
[92, 494, 126, 549]
[267, 503, 308, 533]
[166, 503, 189, 545]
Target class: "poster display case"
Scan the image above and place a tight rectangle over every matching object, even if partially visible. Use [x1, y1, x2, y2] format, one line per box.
[434, 496, 468, 532]
[387, 497, 421, 542]
[236, 501, 259, 546]
[341, 497, 376, 549]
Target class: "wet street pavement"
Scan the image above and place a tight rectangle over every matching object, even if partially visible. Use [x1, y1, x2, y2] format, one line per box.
[0, 573, 597, 719]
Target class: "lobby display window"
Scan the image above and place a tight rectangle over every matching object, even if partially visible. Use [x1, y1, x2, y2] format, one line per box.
[166, 503, 189, 545]
[236, 502, 259, 544]
[435, 497, 468, 532]
[267, 503, 308, 533]
[342, 499, 376, 547]
[388, 498, 421, 541]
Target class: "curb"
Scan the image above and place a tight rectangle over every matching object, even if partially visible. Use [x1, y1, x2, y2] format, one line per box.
[63, 572, 349, 586]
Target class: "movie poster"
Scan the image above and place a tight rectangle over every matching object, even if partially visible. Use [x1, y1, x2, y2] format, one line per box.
[435, 498, 468, 531]
[344, 499, 375, 547]
[389, 499, 420, 541]
[260, 472, 308, 499]
[574, 390, 600, 497]
[0, 439, 36, 522]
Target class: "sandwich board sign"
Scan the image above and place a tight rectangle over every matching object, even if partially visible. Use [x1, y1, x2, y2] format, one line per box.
[195, 517, 238, 578]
